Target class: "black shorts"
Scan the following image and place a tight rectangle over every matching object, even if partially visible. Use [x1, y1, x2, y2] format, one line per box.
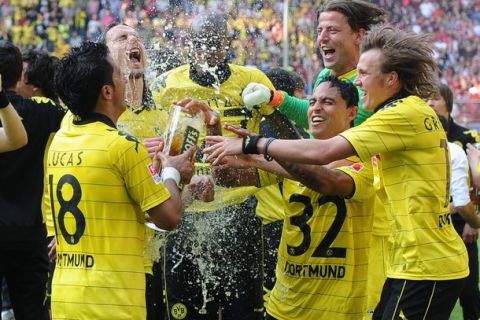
[373, 277, 466, 320]
[146, 264, 166, 320]
[262, 221, 282, 299]
[0, 238, 49, 320]
[163, 199, 263, 320]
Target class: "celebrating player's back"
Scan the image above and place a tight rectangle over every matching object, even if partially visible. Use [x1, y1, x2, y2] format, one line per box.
[46, 42, 193, 319]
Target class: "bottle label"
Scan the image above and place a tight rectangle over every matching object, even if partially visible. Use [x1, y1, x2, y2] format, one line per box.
[180, 125, 200, 154]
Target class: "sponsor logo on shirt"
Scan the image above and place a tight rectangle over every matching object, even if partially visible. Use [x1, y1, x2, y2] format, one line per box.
[148, 163, 162, 185]
[347, 163, 364, 172]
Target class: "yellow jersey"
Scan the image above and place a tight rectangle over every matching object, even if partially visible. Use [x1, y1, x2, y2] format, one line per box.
[341, 95, 469, 280]
[117, 104, 169, 142]
[262, 158, 375, 320]
[46, 114, 171, 319]
[152, 63, 274, 212]
[117, 102, 170, 274]
[255, 183, 285, 224]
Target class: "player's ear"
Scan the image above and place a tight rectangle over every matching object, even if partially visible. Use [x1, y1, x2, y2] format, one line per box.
[100, 84, 114, 100]
[355, 28, 366, 44]
[347, 106, 358, 123]
[387, 71, 399, 87]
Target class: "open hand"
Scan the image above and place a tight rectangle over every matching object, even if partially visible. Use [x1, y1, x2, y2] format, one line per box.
[204, 136, 244, 165]
[174, 98, 219, 126]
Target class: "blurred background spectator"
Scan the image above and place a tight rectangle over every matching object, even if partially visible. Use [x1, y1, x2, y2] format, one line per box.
[0, 0, 479, 125]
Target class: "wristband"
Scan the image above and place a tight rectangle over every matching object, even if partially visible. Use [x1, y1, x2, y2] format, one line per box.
[242, 135, 262, 154]
[161, 167, 181, 187]
[263, 137, 275, 161]
[0, 90, 10, 109]
[269, 90, 285, 108]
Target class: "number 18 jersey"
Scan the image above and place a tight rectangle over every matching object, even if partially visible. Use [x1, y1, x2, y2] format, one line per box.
[45, 115, 171, 319]
[265, 158, 375, 320]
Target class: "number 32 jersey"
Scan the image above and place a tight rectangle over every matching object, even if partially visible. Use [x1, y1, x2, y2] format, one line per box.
[264, 158, 375, 320]
[44, 114, 171, 319]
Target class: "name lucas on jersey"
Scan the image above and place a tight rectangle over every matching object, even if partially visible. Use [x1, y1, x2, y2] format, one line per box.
[57, 252, 94, 268]
[49, 151, 84, 167]
[284, 261, 345, 279]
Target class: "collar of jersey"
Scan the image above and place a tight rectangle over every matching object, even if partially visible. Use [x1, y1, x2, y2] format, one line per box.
[189, 62, 231, 87]
[374, 91, 408, 113]
[72, 112, 116, 128]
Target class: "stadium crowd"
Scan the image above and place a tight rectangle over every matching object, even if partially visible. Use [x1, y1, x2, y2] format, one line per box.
[1, 0, 479, 114]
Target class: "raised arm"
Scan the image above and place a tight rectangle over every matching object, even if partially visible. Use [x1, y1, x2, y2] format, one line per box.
[0, 75, 27, 152]
[242, 82, 310, 129]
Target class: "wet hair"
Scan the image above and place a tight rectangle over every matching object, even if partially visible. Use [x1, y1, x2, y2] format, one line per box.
[191, 12, 229, 36]
[0, 40, 22, 90]
[265, 68, 299, 96]
[96, 22, 126, 44]
[319, 75, 359, 108]
[22, 50, 59, 101]
[55, 42, 114, 117]
[291, 72, 305, 92]
[361, 26, 439, 99]
[318, 0, 387, 32]
[190, 12, 230, 49]
[151, 46, 185, 74]
[435, 82, 453, 114]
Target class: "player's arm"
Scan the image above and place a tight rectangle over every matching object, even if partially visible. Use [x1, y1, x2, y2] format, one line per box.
[205, 134, 354, 166]
[275, 158, 356, 197]
[208, 123, 292, 187]
[242, 82, 310, 129]
[147, 146, 195, 230]
[454, 202, 480, 229]
[450, 143, 480, 229]
[0, 75, 28, 152]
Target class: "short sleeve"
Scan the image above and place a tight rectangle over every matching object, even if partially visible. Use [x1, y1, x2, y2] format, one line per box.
[111, 135, 171, 212]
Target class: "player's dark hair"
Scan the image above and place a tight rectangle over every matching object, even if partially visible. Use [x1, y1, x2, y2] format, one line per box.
[0, 40, 22, 90]
[318, 0, 387, 32]
[265, 68, 298, 96]
[320, 75, 359, 109]
[291, 72, 305, 92]
[55, 42, 114, 117]
[151, 46, 185, 74]
[361, 26, 439, 99]
[22, 50, 60, 101]
[435, 82, 453, 114]
[437, 114, 449, 132]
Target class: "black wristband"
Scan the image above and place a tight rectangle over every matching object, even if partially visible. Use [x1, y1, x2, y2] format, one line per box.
[264, 137, 275, 161]
[0, 90, 10, 109]
[242, 135, 262, 154]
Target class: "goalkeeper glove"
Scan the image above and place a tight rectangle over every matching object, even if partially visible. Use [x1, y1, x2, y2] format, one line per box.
[242, 82, 285, 115]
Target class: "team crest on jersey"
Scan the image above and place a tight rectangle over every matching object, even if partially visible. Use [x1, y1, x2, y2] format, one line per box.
[170, 303, 187, 319]
[347, 163, 364, 172]
[148, 163, 162, 184]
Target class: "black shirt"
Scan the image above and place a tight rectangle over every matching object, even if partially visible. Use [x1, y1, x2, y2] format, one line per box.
[0, 91, 66, 241]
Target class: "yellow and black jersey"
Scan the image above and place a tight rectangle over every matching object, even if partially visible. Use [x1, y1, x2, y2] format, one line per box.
[152, 63, 274, 212]
[371, 155, 392, 236]
[46, 113, 171, 319]
[260, 158, 375, 320]
[117, 103, 170, 275]
[117, 105, 169, 142]
[341, 95, 469, 281]
[255, 183, 285, 224]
